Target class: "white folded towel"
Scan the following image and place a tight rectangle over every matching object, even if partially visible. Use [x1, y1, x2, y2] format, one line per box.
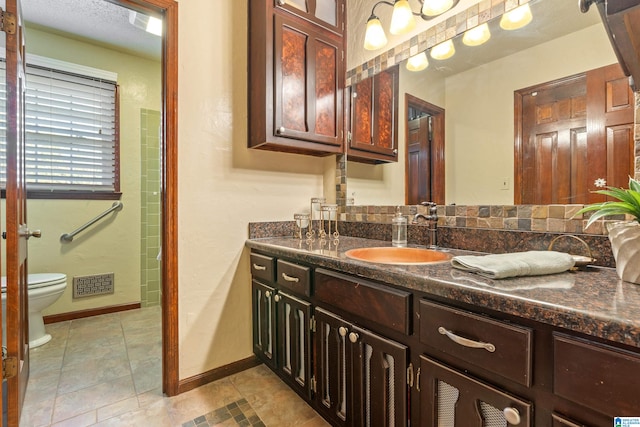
[451, 251, 575, 279]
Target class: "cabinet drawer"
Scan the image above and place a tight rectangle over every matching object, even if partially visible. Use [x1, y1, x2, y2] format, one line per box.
[250, 253, 276, 283]
[554, 333, 640, 417]
[419, 299, 533, 386]
[276, 259, 311, 297]
[314, 269, 411, 335]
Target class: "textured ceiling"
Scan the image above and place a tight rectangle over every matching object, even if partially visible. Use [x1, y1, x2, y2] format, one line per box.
[22, 0, 161, 60]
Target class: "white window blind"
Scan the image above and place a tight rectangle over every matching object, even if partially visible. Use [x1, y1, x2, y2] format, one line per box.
[0, 59, 118, 194]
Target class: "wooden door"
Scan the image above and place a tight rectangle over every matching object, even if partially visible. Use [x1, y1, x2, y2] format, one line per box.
[4, 0, 29, 424]
[351, 325, 408, 427]
[252, 280, 277, 369]
[314, 307, 351, 427]
[516, 63, 634, 204]
[405, 95, 445, 205]
[407, 116, 430, 205]
[420, 356, 532, 427]
[276, 291, 312, 399]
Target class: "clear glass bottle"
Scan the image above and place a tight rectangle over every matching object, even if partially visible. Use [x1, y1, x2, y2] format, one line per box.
[392, 207, 407, 247]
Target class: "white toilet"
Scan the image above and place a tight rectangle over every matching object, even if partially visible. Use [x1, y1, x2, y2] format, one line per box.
[1, 273, 67, 348]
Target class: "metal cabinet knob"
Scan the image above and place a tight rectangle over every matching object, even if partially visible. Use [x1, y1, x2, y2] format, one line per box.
[274, 294, 281, 302]
[503, 407, 521, 425]
[265, 290, 272, 298]
[276, 126, 286, 135]
[277, 0, 286, 5]
[338, 327, 348, 337]
[348, 332, 359, 343]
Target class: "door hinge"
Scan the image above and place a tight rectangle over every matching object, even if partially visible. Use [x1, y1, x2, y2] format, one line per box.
[2, 347, 17, 379]
[347, 131, 352, 143]
[310, 376, 317, 393]
[0, 8, 16, 35]
[310, 316, 316, 333]
[407, 363, 414, 388]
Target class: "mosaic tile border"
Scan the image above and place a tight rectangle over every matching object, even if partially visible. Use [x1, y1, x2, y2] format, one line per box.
[340, 204, 629, 236]
[182, 398, 264, 427]
[346, 0, 530, 85]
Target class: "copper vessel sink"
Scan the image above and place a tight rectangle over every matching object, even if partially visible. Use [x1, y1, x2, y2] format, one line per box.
[344, 247, 452, 265]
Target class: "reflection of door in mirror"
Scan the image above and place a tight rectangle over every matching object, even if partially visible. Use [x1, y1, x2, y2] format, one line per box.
[405, 94, 445, 205]
[515, 63, 634, 205]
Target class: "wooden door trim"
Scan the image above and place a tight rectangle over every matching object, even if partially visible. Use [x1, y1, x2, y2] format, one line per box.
[117, 0, 179, 396]
[404, 94, 445, 205]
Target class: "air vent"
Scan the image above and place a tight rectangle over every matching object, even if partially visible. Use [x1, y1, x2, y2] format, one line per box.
[72, 273, 115, 298]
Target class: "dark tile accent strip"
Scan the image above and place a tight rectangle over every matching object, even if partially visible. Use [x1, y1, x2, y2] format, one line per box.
[182, 398, 265, 427]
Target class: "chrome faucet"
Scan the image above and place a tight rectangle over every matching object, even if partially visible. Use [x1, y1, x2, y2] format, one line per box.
[412, 202, 438, 249]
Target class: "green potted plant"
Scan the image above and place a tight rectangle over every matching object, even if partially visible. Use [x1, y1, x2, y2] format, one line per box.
[576, 176, 640, 284]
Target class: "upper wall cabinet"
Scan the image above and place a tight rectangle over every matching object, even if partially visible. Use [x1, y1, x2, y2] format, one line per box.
[347, 65, 399, 164]
[585, 0, 640, 89]
[248, 0, 346, 156]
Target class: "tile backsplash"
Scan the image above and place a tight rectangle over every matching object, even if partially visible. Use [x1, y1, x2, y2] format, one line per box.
[340, 204, 625, 236]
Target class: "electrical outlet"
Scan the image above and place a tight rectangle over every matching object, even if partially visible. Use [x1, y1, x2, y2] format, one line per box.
[500, 177, 510, 190]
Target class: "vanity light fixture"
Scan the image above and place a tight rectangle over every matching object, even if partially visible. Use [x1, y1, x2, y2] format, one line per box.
[499, 3, 533, 31]
[462, 22, 491, 46]
[430, 39, 455, 60]
[364, 0, 461, 51]
[406, 51, 429, 71]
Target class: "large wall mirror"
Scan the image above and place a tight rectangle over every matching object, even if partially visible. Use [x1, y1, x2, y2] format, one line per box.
[345, 0, 636, 206]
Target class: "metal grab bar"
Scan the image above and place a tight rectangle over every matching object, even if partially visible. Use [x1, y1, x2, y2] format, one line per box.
[60, 201, 123, 243]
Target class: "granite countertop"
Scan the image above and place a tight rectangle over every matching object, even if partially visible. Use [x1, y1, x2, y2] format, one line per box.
[246, 236, 640, 350]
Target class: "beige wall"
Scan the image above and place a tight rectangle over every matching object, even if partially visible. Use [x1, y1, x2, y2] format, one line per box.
[21, 27, 161, 315]
[177, 0, 328, 378]
[348, 23, 617, 205]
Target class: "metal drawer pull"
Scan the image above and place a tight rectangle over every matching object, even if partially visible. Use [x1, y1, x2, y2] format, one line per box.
[438, 326, 496, 353]
[281, 272, 300, 283]
[503, 407, 521, 425]
[252, 263, 267, 271]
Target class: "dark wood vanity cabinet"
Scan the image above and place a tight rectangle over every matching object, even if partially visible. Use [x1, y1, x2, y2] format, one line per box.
[249, 248, 640, 426]
[314, 307, 409, 427]
[251, 254, 313, 398]
[347, 65, 400, 163]
[248, 0, 345, 156]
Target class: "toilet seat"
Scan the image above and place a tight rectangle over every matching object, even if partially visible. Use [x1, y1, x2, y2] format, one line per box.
[1, 273, 67, 292]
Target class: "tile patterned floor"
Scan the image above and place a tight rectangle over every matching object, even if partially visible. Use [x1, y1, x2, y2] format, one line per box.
[20, 307, 328, 427]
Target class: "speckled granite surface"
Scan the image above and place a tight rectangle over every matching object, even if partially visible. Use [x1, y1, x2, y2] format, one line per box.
[245, 235, 640, 349]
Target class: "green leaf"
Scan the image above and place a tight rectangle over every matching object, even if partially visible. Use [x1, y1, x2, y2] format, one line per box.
[629, 177, 640, 193]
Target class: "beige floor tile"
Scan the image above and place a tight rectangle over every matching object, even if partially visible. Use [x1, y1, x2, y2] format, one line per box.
[49, 410, 96, 427]
[129, 356, 161, 394]
[57, 354, 132, 395]
[24, 369, 60, 404]
[96, 396, 140, 422]
[52, 375, 136, 423]
[165, 378, 243, 425]
[20, 396, 55, 427]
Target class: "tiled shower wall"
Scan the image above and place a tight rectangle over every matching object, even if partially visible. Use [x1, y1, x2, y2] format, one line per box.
[140, 109, 162, 307]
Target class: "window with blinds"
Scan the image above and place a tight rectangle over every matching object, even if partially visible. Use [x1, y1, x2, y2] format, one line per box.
[0, 59, 119, 198]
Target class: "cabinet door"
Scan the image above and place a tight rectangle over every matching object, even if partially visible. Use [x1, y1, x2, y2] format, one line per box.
[351, 324, 408, 427]
[273, 13, 343, 148]
[348, 66, 399, 162]
[420, 356, 532, 427]
[274, 0, 344, 34]
[314, 307, 352, 427]
[252, 280, 277, 369]
[276, 291, 313, 399]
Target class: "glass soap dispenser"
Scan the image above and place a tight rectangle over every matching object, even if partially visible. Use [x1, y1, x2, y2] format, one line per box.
[392, 207, 407, 247]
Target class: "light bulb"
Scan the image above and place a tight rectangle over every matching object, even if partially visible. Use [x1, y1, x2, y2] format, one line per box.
[500, 4, 533, 30]
[422, 0, 454, 17]
[364, 16, 388, 50]
[390, 0, 416, 35]
[406, 52, 429, 71]
[462, 23, 491, 46]
[430, 39, 455, 60]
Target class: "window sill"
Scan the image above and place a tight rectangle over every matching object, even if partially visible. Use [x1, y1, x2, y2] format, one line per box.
[2, 190, 123, 200]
